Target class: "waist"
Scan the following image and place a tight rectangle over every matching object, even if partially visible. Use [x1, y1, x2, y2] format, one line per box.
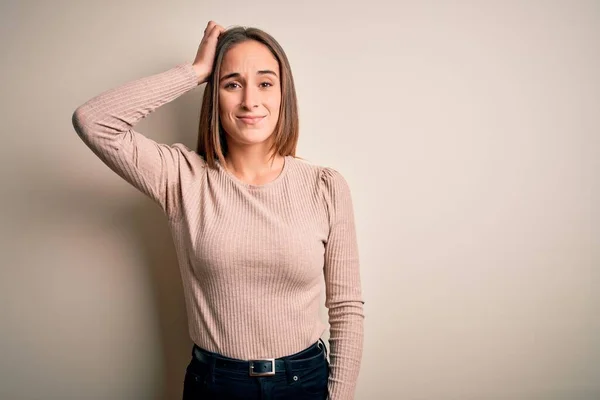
[191, 339, 327, 376]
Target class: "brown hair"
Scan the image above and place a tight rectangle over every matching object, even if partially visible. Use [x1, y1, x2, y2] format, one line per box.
[196, 26, 299, 168]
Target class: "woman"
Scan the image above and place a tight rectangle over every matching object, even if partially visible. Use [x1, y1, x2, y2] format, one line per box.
[72, 20, 364, 400]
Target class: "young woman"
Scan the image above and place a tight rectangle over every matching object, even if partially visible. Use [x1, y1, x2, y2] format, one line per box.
[72, 20, 364, 400]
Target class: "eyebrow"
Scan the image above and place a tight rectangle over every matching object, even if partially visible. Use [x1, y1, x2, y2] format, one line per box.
[219, 70, 279, 83]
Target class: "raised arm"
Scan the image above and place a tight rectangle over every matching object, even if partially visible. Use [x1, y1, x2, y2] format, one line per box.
[72, 62, 201, 219]
[71, 21, 224, 220]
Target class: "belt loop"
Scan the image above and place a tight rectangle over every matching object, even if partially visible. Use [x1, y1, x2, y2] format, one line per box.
[283, 359, 295, 384]
[319, 338, 328, 359]
[209, 354, 216, 384]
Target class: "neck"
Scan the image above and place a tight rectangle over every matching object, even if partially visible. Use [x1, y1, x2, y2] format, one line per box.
[223, 144, 286, 185]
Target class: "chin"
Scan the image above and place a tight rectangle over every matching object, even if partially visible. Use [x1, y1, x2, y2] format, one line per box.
[230, 131, 274, 145]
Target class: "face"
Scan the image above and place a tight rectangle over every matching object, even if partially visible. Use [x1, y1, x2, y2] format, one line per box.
[218, 40, 282, 149]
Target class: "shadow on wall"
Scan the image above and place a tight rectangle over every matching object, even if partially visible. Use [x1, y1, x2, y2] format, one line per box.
[125, 198, 193, 400]
[91, 81, 207, 400]
[11, 167, 196, 399]
[66, 79, 206, 399]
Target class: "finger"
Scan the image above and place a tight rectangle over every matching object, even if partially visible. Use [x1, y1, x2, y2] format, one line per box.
[210, 24, 225, 37]
[201, 23, 218, 45]
[207, 24, 224, 41]
[205, 20, 219, 33]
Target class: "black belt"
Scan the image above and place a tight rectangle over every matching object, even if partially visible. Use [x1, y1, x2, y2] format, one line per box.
[191, 339, 327, 377]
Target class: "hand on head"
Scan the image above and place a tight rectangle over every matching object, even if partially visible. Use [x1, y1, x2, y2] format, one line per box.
[193, 21, 226, 84]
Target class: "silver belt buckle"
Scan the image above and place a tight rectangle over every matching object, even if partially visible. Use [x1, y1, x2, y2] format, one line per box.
[249, 359, 276, 376]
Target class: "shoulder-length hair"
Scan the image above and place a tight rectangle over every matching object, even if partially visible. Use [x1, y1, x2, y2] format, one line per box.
[196, 26, 299, 168]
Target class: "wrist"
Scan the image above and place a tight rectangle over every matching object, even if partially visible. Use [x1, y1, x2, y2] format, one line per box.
[191, 64, 209, 85]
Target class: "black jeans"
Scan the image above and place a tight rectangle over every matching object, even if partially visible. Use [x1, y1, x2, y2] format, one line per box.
[182, 340, 329, 399]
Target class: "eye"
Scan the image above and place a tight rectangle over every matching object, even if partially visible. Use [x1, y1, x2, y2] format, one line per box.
[224, 82, 240, 89]
[260, 82, 273, 88]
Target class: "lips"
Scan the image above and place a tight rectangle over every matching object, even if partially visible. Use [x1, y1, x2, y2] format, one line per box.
[237, 115, 265, 124]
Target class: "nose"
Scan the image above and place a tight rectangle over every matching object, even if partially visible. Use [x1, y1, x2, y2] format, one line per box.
[241, 85, 259, 109]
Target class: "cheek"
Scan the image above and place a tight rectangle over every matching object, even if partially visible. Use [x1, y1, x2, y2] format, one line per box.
[218, 94, 237, 116]
[267, 92, 282, 114]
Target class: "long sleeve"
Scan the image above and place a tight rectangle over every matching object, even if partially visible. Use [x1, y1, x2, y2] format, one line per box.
[320, 167, 365, 399]
[71, 62, 202, 220]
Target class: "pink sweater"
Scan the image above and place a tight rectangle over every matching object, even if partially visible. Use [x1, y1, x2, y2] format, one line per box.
[71, 62, 364, 399]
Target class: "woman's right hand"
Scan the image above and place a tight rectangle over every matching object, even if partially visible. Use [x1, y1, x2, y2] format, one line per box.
[192, 21, 226, 84]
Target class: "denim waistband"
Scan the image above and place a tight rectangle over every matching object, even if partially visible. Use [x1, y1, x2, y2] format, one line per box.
[191, 339, 327, 375]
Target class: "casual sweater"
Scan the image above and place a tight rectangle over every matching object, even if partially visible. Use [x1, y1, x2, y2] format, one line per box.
[71, 62, 364, 399]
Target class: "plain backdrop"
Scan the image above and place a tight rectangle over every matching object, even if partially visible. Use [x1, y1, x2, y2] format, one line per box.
[1, 0, 598, 399]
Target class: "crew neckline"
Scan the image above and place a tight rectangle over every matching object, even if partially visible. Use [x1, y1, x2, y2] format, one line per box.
[216, 155, 292, 190]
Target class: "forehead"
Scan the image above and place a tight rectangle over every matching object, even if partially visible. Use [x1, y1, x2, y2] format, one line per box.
[220, 40, 279, 74]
